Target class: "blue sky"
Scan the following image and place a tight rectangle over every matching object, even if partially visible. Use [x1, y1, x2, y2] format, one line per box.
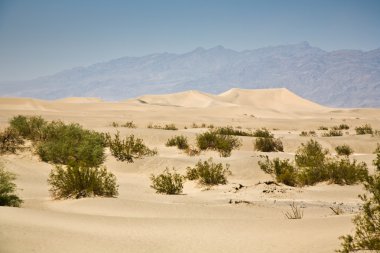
[0, 0, 379, 81]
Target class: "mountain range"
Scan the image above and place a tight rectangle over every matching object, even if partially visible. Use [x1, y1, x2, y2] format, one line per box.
[1, 42, 379, 107]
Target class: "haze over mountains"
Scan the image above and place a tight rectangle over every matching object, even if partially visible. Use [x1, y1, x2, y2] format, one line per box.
[1, 42, 379, 107]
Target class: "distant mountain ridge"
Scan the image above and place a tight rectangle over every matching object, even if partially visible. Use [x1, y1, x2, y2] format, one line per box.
[1, 42, 379, 107]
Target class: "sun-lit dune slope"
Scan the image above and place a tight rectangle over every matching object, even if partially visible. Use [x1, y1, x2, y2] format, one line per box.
[54, 97, 103, 103]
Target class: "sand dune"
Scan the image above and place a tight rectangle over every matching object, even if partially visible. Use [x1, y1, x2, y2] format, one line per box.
[0, 88, 379, 253]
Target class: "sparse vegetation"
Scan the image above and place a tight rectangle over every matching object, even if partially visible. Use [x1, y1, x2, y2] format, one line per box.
[322, 129, 343, 137]
[337, 172, 380, 252]
[284, 202, 303, 219]
[186, 158, 230, 185]
[214, 126, 253, 136]
[355, 124, 373, 135]
[374, 144, 380, 171]
[326, 158, 368, 185]
[318, 126, 328, 130]
[166, 135, 189, 150]
[108, 132, 157, 162]
[48, 165, 118, 199]
[335, 145, 354, 156]
[330, 206, 344, 215]
[147, 123, 178, 130]
[150, 168, 184, 194]
[332, 124, 350, 130]
[300, 130, 317, 137]
[258, 156, 298, 186]
[254, 137, 284, 152]
[0, 165, 23, 207]
[9, 115, 48, 141]
[252, 128, 273, 138]
[0, 127, 24, 154]
[196, 130, 241, 157]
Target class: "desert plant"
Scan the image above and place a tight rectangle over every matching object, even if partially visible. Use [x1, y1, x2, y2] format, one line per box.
[318, 126, 328, 130]
[48, 165, 118, 199]
[322, 129, 343, 137]
[355, 124, 373, 135]
[121, 121, 137, 128]
[337, 173, 380, 252]
[258, 156, 298, 186]
[9, 115, 47, 141]
[300, 131, 317, 137]
[335, 145, 354, 156]
[0, 127, 24, 154]
[166, 135, 189, 150]
[332, 124, 350, 130]
[184, 146, 201, 156]
[215, 126, 253, 137]
[252, 128, 273, 138]
[164, 124, 178, 130]
[108, 132, 157, 162]
[36, 122, 106, 167]
[150, 168, 183, 194]
[330, 206, 344, 215]
[284, 202, 303, 219]
[326, 158, 368, 185]
[0, 165, 23, 207]
[196, 130, 241, 157]
[254, 137, 283, 152]
[111, 122, 119, 127]
[186, 158, 230, 185]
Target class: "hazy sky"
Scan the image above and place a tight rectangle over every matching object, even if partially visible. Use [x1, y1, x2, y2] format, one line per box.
[0, 0, 379, 81]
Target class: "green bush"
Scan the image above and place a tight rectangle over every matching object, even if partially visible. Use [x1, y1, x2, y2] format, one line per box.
[374, 144, 380, 171]
[355, 124, 373, 135]
[166, 135, 189, 150]
[258, 156, 298, 186]
[326, 158, 368, 185]
[254, 137, 283, 152]
[214, 126, 253, 136]
[322, 129, 343, 137]
[337, 173, 380, 252]
[295, 139, 328, 168]
[196, 130, 241, 157]
[0, 127, 24, 154]
[0, 165, 23, 207]
[108, 132, 157, 162]
[335, 145, 354, 156]
[252, 128, 273, 138]
[150, 168, 184, 194]
[48, 165, 118, 199]
[37, 122, 105, 167]
[9, 115, 47, 141]
[186, 158, 230, 185]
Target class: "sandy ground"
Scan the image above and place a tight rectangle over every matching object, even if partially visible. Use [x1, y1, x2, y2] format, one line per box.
[0, 88, 379, 253]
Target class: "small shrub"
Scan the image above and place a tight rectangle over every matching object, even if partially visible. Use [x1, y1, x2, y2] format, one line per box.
[0, 165, 23, 207]
[186, 158, 230, 185]
[36, 122, 105, 167]
[164, 124, 178, 130]
[48, 165, 118, 199]
[373, 144, 380, 171]
[150, 168, 183, 194]
[355, 124, 373, 135]
[0, 127, 24, 154]
[184, 146, 201, 156]
[284, 202, 303, 219]
[326, 158, 368, 185]
[254, 137, 283, 152]
[330, 206, 344, 215]
[111, 122, 119, 127]
[108, 132, 157, 162]
[300, 131, 317, 137]
[322, 129, 343, 137]
[335, 145, 354, 156]
[318, 126, 328, 130]
[196, 130, 241, 157]
[215, 126, 253, 137]
[258, 157, 297, 186]
[295, 139, 328, 168]
[337, 173, 380, 252]
[338, 124, 350, 130]
[121, 121, 136, 128]
[166, 135, 189, 150]
[9, 115, 47, 141]
[252, 128, 273, 138]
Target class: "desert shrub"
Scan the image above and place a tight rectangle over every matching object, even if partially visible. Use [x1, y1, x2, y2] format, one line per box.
[374, 144, 380, 171]
[326, 158, 368, 185]
[164, 124, 178, 130]
[254, 137, 283, 152]
[322, 129, 343, 137]
[318, 126, 328, 130]
[196, 130, 241, 157]
[335, 145, 354, 156]
[355, 124, 373, 135]
[121, 121, 136, 128]
[186, 158, 230, 185]
[332, 124, 350, 130]
[295, 139, 328, 168]
[111, 122, 119, 127]
[284, 202, 303, 219]
[252, 128, 273, 138]
[337, 173, 380, 252]
[0, 127, 24, 154]
[0, 166, 23, 207]
[166, 135, 189, 150]
[36, 122, 105, 167]
[258, 156, 298, 186]
[215, 126, 253, 137]
[184, 146, 201, 156]
[300, 131, 317, 137]
[150, 168, 183, 194]
[108, 132, 157, 162]
[9, 115, 47, 141]
[48, 165, 118, 199]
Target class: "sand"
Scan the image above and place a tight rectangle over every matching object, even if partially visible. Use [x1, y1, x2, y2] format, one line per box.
[0, 88, 379, 253]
